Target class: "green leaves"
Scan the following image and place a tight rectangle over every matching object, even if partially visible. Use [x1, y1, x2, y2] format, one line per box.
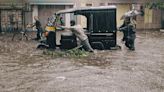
[145, 1, 164, 9]
[66, 49, 89, 58]
[43, 49, 89, 58]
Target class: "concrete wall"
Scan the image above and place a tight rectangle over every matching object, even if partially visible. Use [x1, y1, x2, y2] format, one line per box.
[116, 4, 130, 27]
[137, 8, 161, 29]
[27, 4, 73, 27]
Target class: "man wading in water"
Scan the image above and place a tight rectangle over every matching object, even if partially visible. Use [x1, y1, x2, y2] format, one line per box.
[58, 20, 94, 52]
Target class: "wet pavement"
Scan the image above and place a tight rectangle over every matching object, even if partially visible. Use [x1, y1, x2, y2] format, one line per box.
[0, 30, 164, 92]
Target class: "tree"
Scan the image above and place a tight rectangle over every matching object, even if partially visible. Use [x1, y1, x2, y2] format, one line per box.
[145, 0, 164, 9]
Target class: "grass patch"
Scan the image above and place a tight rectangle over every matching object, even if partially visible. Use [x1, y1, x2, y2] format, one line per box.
[43, 49, 90, 58]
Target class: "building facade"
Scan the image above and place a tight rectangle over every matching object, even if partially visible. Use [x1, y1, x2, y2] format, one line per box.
[0, 0, 164, 32]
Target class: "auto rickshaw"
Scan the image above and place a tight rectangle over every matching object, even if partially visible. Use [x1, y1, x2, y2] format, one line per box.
[55, 5, 117, 50]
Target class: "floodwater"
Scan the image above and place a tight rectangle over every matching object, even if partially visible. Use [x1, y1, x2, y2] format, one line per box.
[0, 30, 164, 92]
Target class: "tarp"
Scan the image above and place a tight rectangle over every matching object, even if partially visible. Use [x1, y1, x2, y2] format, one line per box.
[120, 10, 141, 20]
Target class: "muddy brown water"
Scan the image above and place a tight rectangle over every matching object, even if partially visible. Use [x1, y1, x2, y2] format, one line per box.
[0, 31, 164, 92]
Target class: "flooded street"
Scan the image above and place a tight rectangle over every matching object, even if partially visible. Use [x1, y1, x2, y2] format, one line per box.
[0, 30, 164, 92]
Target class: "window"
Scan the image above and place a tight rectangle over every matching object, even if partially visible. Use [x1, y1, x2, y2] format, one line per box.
[100, 3, 105, 6]
[86, 3, 92, 7]
[108, 3, 115, 6]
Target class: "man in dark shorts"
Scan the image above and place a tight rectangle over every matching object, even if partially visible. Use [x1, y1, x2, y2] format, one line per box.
[33, 16, 42, 40]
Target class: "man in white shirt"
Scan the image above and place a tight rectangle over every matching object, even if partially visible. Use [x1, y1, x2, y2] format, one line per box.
[59, 20, 94, 52]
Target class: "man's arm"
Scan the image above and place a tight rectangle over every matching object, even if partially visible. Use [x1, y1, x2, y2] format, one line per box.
[119, 22, 126, 31]
[57, 25, 76, 30]
[30, 23, 36, 28]
[119, 26, 128, 31]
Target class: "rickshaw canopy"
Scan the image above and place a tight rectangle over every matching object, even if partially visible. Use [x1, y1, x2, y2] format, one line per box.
[56, 5, 116, 14]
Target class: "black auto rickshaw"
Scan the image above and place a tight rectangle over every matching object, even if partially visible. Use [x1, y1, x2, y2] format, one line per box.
[55, 5, 117, 50]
